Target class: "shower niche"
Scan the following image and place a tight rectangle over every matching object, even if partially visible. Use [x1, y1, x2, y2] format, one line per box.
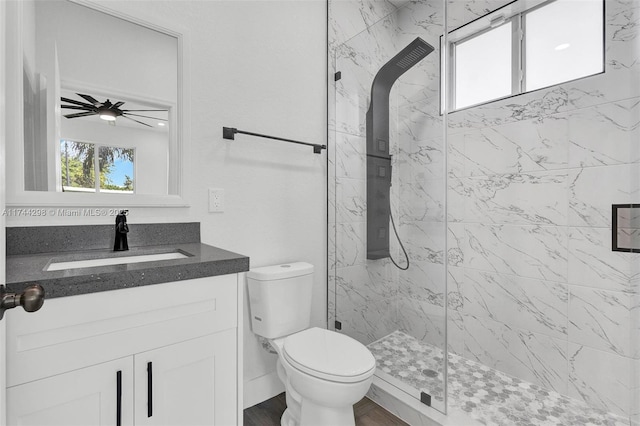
[612, 204, 640, 253]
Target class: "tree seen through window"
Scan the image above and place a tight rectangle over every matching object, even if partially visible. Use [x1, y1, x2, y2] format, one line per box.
[60, 140, 134, 193]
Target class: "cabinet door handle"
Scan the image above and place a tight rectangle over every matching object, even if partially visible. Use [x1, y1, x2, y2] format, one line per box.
[116, 370, 122, 426]
[147, 362, 153, 417]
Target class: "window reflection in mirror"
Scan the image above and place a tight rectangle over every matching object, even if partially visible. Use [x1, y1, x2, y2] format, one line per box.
[22, 0, 177, 196]
[59, 140, 135, 194]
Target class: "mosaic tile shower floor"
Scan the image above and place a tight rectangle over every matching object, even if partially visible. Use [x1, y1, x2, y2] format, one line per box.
[368, 331, 629, 426]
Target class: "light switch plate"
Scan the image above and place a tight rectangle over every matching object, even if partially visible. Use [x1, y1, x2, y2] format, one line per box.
[208, 188, 225, 212]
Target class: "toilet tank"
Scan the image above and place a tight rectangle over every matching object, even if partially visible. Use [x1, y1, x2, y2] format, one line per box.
[247, 262, 314, 339]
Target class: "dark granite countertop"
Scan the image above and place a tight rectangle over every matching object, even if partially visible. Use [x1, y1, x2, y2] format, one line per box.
[6, 223, 249, 299]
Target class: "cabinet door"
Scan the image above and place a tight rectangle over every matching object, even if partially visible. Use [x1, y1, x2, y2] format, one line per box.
[135, 330, 236, 426]
[7, 357, 134, 426]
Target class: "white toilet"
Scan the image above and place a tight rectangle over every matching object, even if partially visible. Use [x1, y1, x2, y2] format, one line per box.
[247, 262, 376, 426]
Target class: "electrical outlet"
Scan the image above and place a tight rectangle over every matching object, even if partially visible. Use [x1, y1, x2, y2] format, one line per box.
[208, 188, 224, 212]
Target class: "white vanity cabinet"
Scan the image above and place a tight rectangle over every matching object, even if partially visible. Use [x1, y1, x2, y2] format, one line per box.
[7, 357, 135, 426]
[5, 274, 242, 426]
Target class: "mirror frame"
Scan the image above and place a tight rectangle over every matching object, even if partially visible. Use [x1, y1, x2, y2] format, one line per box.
[5, 0, 190, 207]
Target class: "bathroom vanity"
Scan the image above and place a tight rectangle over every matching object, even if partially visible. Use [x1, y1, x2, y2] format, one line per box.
[4, 223, 249, 426]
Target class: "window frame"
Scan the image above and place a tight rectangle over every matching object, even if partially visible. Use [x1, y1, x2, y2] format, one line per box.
[446, 0, 605, 113]
[449, 16, 522, 111]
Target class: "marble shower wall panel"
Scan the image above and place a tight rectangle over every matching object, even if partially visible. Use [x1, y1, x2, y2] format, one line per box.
[568, 285, 635, 358]
[397, 296, 446, 349]
[461, 171, 569, 226]
[335, 132, 366, 179]
[328, 0, 399, 132]
[336, 273, 397, 344]
[568, 343, 633, 420]
[334, 12, 405, 137]
[568, 226, 635, 293]
[463, 269, 568, 340]
[336, 222, 367, 268]
[329, 0, 398, 50]
[399, 177, 444, 223]
[446, 0, 640, 418]
[569, 164, 640, 228]
[335, 177, 366, 223]
[447, 266, 465, 355]
[401, 221, 445, 265]
[397, 100, 443, 148]
[462, 117, 570, 177]
[463, 314, 569, 394]
[398, 260, 446, 306]
[567, 98, 640, 167]
[463, 223, 568, 283]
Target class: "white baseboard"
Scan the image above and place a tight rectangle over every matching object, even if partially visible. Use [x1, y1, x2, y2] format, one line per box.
[243, 371, 285, 409]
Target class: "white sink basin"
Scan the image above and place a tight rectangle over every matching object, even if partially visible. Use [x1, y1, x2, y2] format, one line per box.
[46, 252, 189, 271]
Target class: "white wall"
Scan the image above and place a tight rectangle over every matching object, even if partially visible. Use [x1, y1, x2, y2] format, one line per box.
[7, 0, 328, 408]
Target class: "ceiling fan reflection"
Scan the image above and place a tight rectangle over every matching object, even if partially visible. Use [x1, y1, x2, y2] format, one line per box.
[61, 93, 168, 128]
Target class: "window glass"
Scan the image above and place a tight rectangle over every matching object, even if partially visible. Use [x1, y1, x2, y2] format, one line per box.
[448, 0, 604, 112]
[60, 140, 135, 193]
[60, 140, 95, 192]
[454, 22, 513, 109]
[525, 0, 603, 91]
[99, 146, 135, 193]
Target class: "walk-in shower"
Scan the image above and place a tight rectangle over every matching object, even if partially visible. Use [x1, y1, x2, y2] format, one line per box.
[330, 0, 639, 424]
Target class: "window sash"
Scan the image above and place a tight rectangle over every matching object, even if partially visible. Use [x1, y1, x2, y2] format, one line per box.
[446, 0, 604, 113]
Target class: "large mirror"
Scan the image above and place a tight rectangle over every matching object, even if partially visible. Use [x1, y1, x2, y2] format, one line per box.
[6, 0, 187, 206]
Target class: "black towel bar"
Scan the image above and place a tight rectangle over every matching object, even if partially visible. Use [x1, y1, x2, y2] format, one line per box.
[222, 127, 326, 154]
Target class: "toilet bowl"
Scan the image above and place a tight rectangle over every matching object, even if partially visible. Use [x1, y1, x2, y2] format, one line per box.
[247, 263, 376, 426]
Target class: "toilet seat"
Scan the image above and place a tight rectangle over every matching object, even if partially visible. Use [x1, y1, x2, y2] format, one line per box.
[282, 327, 376, 383]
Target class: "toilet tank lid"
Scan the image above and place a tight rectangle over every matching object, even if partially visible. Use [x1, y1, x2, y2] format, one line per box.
[247, 262, 314, 281]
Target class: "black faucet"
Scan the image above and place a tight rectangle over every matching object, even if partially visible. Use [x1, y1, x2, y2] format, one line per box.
[114, 210, 129, 251]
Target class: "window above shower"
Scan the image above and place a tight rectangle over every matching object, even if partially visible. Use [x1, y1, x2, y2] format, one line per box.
[447, 0, 604, 112]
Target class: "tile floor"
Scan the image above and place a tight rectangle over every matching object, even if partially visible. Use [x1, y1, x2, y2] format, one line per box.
[368, 330, 629, 426]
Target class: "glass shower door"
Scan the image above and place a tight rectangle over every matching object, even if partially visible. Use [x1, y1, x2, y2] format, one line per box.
[329, 0, 448, 414]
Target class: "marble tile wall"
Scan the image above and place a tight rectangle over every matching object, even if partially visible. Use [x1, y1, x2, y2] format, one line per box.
[330, 0, 640, 422]
[444, 0, 640, 422]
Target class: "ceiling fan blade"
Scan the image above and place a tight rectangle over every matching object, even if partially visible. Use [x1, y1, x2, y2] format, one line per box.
[121, 109, 169, 112]
[123, 112, 168, 121]
[112, 101, 125, 109]
[64, 111, 98, 119]
[61, 97, 95, 108]
[121, 115, 152, 127]
[77, 93, 102, 106]
[61, 105, 93, 111]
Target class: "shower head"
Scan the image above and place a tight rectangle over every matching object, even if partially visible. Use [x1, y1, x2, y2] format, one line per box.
[375, 37, 435, 88]
[366, 37, 434, 260]
[367, 37, 434, 159]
